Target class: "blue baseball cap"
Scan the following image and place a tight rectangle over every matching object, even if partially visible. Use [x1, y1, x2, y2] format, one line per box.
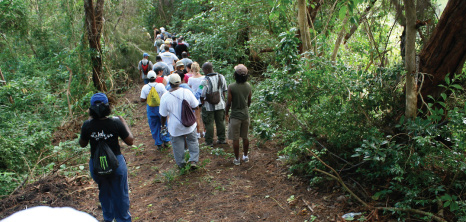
[90, 93, 108, 106]
[143, 53, 149, 57]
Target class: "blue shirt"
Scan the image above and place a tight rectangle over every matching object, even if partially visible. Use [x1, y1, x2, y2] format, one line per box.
[166, 83, 193, 94]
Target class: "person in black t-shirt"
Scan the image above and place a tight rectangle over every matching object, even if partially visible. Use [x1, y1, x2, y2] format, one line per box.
[79, 93, 134, 222]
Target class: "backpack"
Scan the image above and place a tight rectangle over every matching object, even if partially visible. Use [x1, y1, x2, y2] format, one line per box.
[147, 85, 161, 107]
[169, 91, 196, 127]
[92, 138, 119, 177]
[156, 38, 164, 47]
[205, 74, 222, 105]
[141, 61, 150, 75]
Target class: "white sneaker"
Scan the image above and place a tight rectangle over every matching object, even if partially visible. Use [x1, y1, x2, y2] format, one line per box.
[233, 158, 241, 166]
[242, 155, 249, 163]
[197, 133, 201, 138]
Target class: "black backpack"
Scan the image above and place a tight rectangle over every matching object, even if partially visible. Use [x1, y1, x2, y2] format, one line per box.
[93, 139, 119, 177]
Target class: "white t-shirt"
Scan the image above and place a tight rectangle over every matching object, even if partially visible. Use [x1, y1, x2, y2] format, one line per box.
[140, 82, 167, 100]
[187, 76, 205, 92]
[159, 88, 199, 137]
[2, 206, 98, 222]
[159, 52, 178, 72]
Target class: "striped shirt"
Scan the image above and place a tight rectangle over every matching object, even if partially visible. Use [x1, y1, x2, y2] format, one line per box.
[200, 73, 228, 111]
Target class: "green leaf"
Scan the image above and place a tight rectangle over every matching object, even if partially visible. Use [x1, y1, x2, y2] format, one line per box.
[451, 84, 462, 90]
[440, 194, 451, 201]
[445, 76, 450, 85]
[372, 191, 383, 200]
[450, 201, 459, 211]
[444, 201, 451, 207]
[440, 93, 447, 100]
[339, 5, 347, 20]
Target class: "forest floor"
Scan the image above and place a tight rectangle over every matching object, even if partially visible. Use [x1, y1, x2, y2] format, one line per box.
[0, 83, 365, 221]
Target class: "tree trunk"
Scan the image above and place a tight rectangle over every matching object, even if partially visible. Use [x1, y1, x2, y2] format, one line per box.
[307, 0, 321, 25]
[84, 0, 107, 92]
[418, 0, 466, 102]
[404, 0, 417, 118]
[331, 12, 349, 62]
[297, 0, 312, 54]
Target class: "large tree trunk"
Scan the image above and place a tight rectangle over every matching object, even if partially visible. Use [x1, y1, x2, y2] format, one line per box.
[418, 0, 466, 102]
[297, 0, 312, 54]
[404, 0, 417, 118]
[84, 0, 107, 92]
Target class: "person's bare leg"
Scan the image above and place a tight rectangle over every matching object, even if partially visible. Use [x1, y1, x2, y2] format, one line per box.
[233, 139, 240, 160]
[243, 138, 249, 157]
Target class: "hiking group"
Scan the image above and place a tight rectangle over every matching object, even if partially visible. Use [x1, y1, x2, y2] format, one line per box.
[76, 27, 253, 222]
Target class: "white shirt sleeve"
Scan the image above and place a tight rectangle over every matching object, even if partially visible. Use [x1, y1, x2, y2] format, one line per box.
[200, 79, 208, 97]
[140, 85, 149, 99]
[221, 75, 228, 92]
[159, 94, 168, 117]
[156, 83, 167, 96]
[185, 89, 199, 108]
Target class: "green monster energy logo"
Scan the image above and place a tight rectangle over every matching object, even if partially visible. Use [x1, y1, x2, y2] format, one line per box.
[100, 156, 109, 170]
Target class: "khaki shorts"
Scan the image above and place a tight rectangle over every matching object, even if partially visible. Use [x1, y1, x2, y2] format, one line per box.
[228, 118, 249, 140]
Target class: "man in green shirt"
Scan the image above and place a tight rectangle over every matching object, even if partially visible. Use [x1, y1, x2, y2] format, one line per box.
[225, 64, 252, 166]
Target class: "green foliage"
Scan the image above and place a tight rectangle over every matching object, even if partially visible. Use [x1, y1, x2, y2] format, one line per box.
[251, 27, 466, 220]
[0, 0, 28, 34]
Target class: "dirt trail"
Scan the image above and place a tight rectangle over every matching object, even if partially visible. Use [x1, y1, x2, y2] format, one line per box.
[1, 83, 354, 221]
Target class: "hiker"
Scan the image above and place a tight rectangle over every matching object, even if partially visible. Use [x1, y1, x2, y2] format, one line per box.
[187, 62, 205, 138]
[159, 74, 200, 169]
[180, 51, 193, 68]
[160, 40, 176, 54]
[153, 65, 168, 85]
[79, 93, 133, 222]
[138, 53, 153, 84]
[225, 64, 252, 165]
[140, 70, 171, 150]
[154, 34, 164, 53]
[175, 37, 189, 59]
[166, 63, 192, 93]
[153, 55, 171, 77]
[200, 62, 228, 146]
[159, 45, 178, 72]
[160, 27, 171, 40]
[171, 36, 178, 50]
[153, 26, 160, 38]
[184, 62, 193, 83]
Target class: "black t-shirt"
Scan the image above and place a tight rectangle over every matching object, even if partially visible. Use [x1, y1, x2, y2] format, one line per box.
[80, 118, 129, 157]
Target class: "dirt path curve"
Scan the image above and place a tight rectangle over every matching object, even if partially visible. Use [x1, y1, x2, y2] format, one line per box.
[1, 83, 351, 221]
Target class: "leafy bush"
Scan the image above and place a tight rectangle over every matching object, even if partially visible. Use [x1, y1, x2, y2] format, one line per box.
[251, 29, 466, 220]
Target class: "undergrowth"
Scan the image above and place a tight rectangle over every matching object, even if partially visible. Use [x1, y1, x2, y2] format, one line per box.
[250, 29, 466, 221]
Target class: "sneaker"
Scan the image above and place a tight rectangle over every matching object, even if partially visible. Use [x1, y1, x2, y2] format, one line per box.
[243, 155, 249, 163]
[203, 142, 213, 147]
[197, 133, 201, 138]
[233, 158, 241, 166]
[190, 161, 199, 170]
[216, 140, 227, 144]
